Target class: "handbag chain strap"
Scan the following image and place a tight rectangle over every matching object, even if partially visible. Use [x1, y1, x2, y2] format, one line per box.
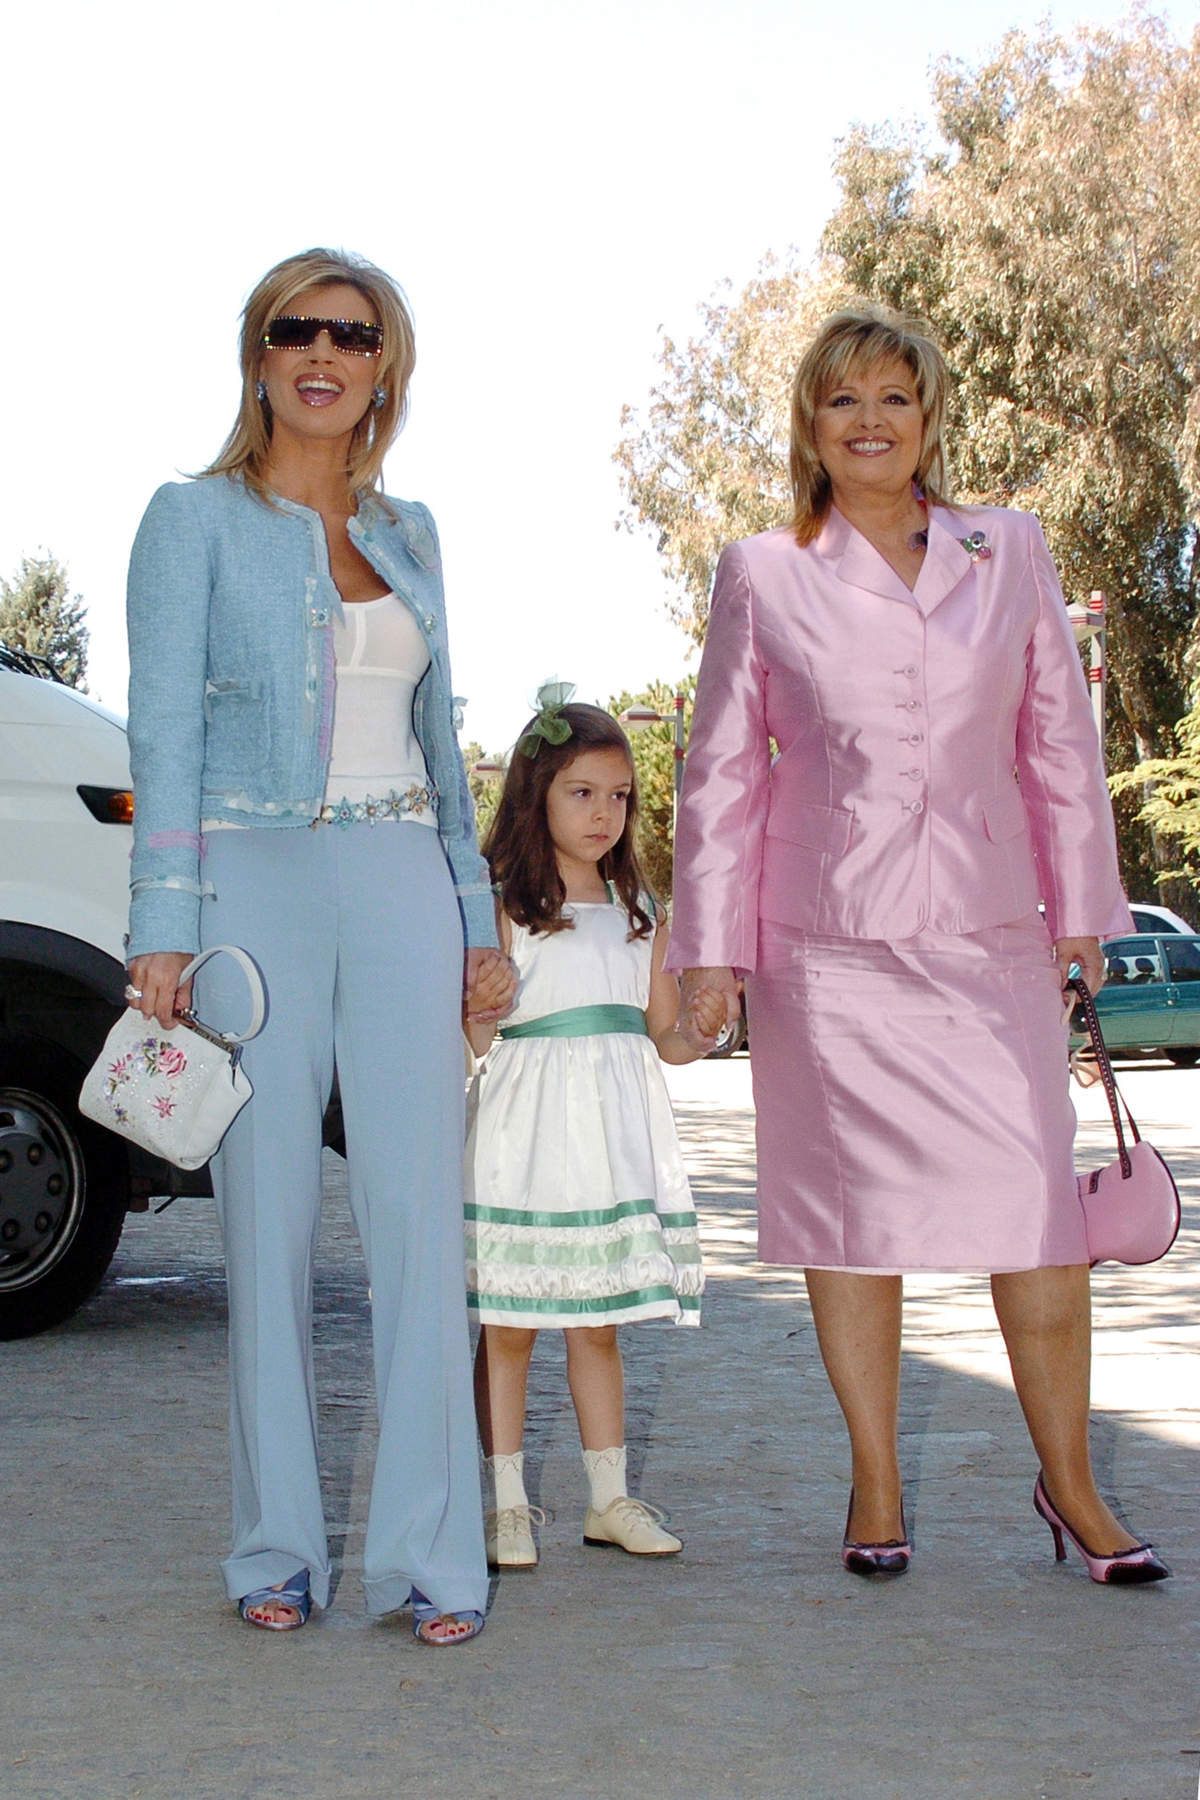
[1068, 975, 1141, 1178]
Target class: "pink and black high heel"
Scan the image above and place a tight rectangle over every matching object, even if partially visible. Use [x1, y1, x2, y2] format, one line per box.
[840, 1488, 911, 1577]
[1033, 1474, 1170, 1585]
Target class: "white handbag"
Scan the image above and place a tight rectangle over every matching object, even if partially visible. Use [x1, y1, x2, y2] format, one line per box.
[79, 946, 266, 1170]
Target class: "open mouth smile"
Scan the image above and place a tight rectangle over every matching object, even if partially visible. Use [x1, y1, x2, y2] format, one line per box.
[295, 377, 345, 407]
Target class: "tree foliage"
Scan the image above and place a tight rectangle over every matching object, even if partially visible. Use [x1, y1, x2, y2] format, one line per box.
[1110, 699, 1200, 890]
[607, 679, 695, 899]
[0, 553, 89, 688]
[616, 15, 1200, 902]
[463, 740, 505, 849]
[616, 264, 840, 645]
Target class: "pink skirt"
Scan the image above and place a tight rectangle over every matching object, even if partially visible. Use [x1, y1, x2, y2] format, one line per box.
[745, 913, 1088, 1273]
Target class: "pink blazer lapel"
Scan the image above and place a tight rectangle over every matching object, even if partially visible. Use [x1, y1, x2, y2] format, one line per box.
[913, 510, 975, 617]
[815, 504, 974, 615]
[814, 507, 909, 604]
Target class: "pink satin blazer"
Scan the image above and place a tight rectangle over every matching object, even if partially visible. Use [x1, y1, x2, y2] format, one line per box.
[666, 504, 1132, 972]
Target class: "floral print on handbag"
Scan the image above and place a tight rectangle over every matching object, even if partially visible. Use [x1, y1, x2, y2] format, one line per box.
[79, 945, 266, 1170]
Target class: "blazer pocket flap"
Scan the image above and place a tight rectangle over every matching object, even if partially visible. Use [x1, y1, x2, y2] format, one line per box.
[982, 790, 1028, 843]
[203, 677, 263, 719]
[769, 801, 854, 857]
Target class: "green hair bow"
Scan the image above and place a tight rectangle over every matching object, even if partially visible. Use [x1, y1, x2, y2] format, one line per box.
[518, 680, 576, 758]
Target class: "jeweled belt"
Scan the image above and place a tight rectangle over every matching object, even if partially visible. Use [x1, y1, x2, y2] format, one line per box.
[498, 1003, 648, 1040]
[312, 785, 435, 828]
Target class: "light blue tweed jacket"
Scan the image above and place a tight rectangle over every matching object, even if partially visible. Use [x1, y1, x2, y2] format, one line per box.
[125, 474, 496, 957]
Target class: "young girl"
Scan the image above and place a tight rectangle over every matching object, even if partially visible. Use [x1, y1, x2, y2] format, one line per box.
[463, 694, 725, 1569]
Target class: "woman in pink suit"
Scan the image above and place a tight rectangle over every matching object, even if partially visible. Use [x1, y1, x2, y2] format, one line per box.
[668, 301, 1170, 1585]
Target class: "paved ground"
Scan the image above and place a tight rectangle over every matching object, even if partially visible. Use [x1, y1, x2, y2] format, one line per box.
[3, 1059, 1197, 1800]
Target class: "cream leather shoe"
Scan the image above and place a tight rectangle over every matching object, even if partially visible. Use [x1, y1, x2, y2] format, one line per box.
[583, 1496, 682, 1556]
[485, 1504, 546, 1569]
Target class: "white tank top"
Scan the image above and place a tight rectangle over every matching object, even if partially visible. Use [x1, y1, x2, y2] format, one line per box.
[324, 592, 435, 822]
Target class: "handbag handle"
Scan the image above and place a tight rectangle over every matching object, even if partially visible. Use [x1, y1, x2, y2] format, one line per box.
[1068, 974, 1142, 1178]
[177, 944, 266, 1046]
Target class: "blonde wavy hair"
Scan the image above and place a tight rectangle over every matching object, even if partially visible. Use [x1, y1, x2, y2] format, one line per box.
[204, 248, 417, 506]
[789, 301, 950, 545]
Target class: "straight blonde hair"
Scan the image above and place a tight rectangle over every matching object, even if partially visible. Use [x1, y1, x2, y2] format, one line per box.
[204, 248, 417, 507]
[789, 301, 950, 545]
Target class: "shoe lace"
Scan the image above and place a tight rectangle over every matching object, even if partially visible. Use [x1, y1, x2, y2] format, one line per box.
[606, 1496, 669, 1528]
[488, 1504, 547, 1532]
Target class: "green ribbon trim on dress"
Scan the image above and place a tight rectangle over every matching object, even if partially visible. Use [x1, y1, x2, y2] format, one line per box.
[468, 1234, 694, 1272]
[465, 1198, 699, 1232]
[465, 1196, 658, 1229]
[467, 1284, 686, 1317]
[498, 1003, 648, 1041]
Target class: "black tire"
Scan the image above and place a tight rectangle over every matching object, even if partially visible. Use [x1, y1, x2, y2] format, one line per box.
[706, 1011, 748, 1059]
[1166, 1047, 1200, 1068]
[0, 1038, 128, 1339]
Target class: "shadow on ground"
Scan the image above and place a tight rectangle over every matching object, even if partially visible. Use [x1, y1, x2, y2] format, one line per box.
[2, 1097, 1196, 1800]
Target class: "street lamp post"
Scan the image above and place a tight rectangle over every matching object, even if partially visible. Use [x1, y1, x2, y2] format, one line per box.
[618, 695, 687, 808]
[1066, 591, 1106, 763]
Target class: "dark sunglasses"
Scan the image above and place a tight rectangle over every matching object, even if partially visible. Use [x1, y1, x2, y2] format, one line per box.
[261, 315, 384, 356]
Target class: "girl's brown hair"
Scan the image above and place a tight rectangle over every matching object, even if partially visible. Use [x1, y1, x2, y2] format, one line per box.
[485, 704, 656, 939]
[789, 300, 950, 545]
[203, 247, 417, 508]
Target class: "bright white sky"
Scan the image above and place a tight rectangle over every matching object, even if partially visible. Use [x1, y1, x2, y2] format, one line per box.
[4, 0, 1197, 754]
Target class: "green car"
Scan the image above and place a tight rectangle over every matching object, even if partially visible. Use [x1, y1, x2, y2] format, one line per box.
[1070, 933, 1200, 1067]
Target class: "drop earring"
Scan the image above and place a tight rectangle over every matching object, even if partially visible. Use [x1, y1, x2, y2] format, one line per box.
[372, 386, 387, 410]
[255, 379, 267, 403]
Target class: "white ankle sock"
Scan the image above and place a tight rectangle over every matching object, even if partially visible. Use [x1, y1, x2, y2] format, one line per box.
[485, 1451, 528, 1512]
[582, 1445, 627, 1512]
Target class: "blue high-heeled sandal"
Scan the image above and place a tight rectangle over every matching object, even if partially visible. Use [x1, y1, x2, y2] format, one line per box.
[238, 1568, 311, 1630]
[410, 1588, 485, 1647]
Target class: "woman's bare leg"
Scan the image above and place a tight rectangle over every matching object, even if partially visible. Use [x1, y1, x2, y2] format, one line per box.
[805, 1269, 905, 1542]
[991, 1265, 1139, 1553]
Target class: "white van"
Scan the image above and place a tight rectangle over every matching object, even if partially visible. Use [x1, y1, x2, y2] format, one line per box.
[0, 647, 205, 1337]
[0, 644, 346, 1338]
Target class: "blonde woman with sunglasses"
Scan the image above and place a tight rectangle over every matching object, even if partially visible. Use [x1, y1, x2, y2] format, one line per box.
[124, 249, 512, 1643]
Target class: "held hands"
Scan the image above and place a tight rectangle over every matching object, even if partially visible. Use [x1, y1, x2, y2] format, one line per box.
[126, 952, 194, 1031]
[677, 983, 731, 1055]
[676, 966, 743, 1055]
[464, 946, 517, 1023]
[1054, 935, 1105, 1006]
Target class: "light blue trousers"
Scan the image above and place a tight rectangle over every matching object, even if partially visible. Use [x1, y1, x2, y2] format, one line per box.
[198, 823, 487, 1616]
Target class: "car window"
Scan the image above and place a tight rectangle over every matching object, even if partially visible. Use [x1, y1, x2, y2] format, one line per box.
[1163, 939, 1200, 981]
[1129, 909, 1182, 933]
[1103, 939, 1163, 984]
[1105, 953, 1164, 985]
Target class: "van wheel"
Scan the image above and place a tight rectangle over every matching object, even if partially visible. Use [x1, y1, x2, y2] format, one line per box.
[0, 1039, 128, 1339]
[1166, 1047, 1200, 1068]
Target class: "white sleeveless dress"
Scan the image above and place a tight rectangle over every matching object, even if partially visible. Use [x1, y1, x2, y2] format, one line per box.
[464, 899, 704, 1329]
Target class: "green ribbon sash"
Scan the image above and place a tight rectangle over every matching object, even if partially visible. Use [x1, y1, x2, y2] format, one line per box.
[498, 1003, 648, 1041]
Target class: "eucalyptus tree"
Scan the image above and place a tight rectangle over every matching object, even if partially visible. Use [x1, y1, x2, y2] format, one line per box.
[616, 15, 1200, 896]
